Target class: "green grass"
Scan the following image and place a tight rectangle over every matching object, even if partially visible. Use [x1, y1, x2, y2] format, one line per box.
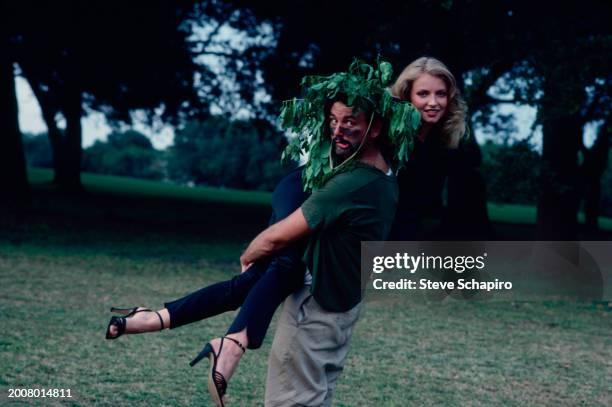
[15, 169, 274, 255]
[488, 202, 612, 231]
[28, 168, 272, 207]
[0, 169, 610, 405]
[28, 167, 612, 232]
[1, 242, 610, 406]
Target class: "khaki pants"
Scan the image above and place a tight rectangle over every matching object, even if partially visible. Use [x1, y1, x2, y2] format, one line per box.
[265, 286, 362, 407]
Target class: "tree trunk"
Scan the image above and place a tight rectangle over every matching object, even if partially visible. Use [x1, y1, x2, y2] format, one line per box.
[0, 36, 29, 206]
[60, 85, 83, 192]
[536, 112, 581, 240]
[20, 73, 83, 193]
[20, 70, 67, 185]
[580, 120, 610, 231]
[534, 109, 597, 297]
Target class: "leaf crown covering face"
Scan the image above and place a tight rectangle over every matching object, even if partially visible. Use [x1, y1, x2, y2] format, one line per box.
[279, 57, 421, 191]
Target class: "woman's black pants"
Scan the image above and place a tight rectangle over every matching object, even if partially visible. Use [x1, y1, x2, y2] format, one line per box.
[164, 168, 308, 349]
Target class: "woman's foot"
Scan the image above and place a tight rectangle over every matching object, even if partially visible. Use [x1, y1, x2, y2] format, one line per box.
[207, 335, 246, 386]
[105, 307, 169, 339]
[190, 334, 247, 407]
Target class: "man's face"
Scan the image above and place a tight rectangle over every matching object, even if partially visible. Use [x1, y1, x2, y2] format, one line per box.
[328, 101, 370, 162]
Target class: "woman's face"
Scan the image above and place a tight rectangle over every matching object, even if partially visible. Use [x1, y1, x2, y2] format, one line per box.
[409, 73, 448, 126]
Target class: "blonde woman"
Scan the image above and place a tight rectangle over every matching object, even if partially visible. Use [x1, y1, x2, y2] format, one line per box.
[391, 56, 468, 148]
[389, 56, 475, 240]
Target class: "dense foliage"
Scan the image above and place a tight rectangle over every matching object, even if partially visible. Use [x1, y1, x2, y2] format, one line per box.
[168, 117, 287, 191]
[481, 140, 541, 205]
[280, 58, 420, 191]
[21, 128, 612, 215]
[4, 0, 610, 234]
[22, 133, 53, 169]
[82, 130, 164, 180]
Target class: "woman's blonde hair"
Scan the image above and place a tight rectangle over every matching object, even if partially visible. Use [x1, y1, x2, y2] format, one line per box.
[391, 57, 468, 147]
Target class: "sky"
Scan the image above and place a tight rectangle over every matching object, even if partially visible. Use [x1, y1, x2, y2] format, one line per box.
[15, 75, 174, 150]
[15, 73, 545, 152]
[14, 21, 260, 151]
[14, 15, 600, 153]
[15, 64, 596, 153]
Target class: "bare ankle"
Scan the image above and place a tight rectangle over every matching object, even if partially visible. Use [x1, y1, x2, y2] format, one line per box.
[126, 309, 166, 333]
[226, 330, 249, 350]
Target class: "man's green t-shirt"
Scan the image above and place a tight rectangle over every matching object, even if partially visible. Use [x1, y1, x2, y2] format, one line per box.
[301, 163, 399, 312]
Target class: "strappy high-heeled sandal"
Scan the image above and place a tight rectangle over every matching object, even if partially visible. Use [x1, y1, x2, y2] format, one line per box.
[190, 336, 246, 407]
[105, 307, 164, 340]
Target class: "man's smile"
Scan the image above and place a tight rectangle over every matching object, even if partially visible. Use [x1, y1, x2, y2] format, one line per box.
[333, 137, 352, 150]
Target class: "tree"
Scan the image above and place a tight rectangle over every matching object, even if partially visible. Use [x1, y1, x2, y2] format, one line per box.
[228, 0, 611, 238]
[527, 2, 611, 239]
[168, 117, 287, 190]
[5, 1, 202, 191]
[481, 140, 540, 205]
[82, 130, 164, 180]
[599, 147, 612, 218]
[0, 11, 28, 205]
[3, 0, 610, 237]
[3, 0, 281, 193]
[22, 133, 53, 169]
[4, 1, 245, 192]
[580, 121, 611, 230]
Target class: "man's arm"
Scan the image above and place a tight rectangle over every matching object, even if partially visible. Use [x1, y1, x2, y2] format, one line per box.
[240, 207, 311, 271]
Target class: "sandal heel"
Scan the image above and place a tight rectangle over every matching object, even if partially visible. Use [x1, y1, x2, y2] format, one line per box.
[189, 343, 212, 367]
[191, 336, 246, 407]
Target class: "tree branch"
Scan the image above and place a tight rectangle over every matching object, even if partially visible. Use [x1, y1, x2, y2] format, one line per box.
[467, 59, 516, 113]
[189, 48, 244, 60]
[582, 85, 610, 123]
[196, 21, 222, 51]
[484, 94, 517, 104]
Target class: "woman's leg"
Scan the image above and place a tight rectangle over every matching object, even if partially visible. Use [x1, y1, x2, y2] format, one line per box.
[107, 168, 307, 341]
[106, 307, 171, 338]
[164, 260, 269, 329]
[222, 168, 308, 348]
[205, 254, 305, 386]
[106, 261, 268, 338]
[225, 245, 306, 349]
[201, 168, 309, 387]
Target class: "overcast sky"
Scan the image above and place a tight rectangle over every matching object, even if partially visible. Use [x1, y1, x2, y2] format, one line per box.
[25, 65, 612, 154]
[15, 75, 174, 150]
[15, 18, 600, 153]
[17, 75, 546, 149]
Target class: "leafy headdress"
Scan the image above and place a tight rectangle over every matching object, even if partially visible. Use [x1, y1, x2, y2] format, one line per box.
[279, 58, 421, 191]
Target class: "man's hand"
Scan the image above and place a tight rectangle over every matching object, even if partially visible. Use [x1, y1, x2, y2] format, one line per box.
[240, 261, 252, 273]
[240, 207, 311, 268]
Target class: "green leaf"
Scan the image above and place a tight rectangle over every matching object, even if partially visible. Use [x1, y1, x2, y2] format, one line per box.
[379, 61, 393, 85]
[279, 57, 420, 191]
[411, 108, 421, 131]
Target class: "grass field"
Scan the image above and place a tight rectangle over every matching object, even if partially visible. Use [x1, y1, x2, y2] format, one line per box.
[1, 170, 611, 406]
[25, 168, 612, 233]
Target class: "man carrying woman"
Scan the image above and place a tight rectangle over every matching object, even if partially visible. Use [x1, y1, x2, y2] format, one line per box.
[105, 56, 468, 406]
